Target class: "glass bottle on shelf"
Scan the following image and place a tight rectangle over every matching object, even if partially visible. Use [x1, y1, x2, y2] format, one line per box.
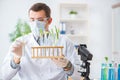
[70, 26, 74, 35]
[60, 22, 66, 35]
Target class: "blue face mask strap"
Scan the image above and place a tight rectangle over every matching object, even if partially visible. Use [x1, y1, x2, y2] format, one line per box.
[32, 34, 37, 41]
[43, 34, 44, 44]
[47, 33, 49, 38]
[32, 34, 40, 45]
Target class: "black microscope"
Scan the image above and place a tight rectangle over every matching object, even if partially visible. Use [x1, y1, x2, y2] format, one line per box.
[78, 44, 93, 80]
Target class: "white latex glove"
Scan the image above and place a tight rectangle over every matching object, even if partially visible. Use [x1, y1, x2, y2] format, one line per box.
[10, 40, 24, 58]
[52, 57, 69, 68]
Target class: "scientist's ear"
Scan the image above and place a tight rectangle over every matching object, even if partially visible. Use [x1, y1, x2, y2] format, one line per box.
[47, 17, 52, 25]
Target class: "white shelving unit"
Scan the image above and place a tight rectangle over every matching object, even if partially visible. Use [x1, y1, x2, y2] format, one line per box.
[59, 3, 89, 45]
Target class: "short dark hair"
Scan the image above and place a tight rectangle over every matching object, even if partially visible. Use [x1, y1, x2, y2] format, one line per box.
[29, 3, 51, 17]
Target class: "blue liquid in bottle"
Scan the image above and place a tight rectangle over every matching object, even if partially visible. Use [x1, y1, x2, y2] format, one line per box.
[118, 64, 120, 80]
[60, 22, 66, 34]
[108, 63, 115, 80]
[101, 63, 105, 80]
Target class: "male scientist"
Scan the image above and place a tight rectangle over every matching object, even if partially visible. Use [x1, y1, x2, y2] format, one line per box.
[1, 3, 80, 80]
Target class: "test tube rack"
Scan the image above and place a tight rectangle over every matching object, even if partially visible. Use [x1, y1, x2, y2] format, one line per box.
[31, 46, 64, 58]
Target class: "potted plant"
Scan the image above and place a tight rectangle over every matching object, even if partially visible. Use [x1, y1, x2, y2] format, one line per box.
[69, 10, 78, 18]
[9, 19, 31, 42]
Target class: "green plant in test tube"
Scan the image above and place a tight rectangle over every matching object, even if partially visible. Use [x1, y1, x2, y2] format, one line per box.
[49, 26, 60, 46]
[39, 26, 60, 46]
[104, 56, 109, 80]
[39, 29, 44, 37]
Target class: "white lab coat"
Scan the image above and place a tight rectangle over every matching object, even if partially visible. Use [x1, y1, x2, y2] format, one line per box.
[1, 33, 80, 80]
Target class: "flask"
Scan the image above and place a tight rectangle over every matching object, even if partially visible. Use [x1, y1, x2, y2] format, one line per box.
[101, 63, 105, 80]
[114, 63, 118, 80]
[118, 64, 120, 80]
[108, 63, 115, 80]
[104, 63, 108, 80]
[101, 63, 107, 80]
[60, 22, 66, 34]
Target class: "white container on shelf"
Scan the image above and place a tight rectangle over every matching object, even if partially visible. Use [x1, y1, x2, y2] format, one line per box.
[70, 14, 77, 19]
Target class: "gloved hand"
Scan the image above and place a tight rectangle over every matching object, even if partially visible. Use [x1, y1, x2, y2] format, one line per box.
[52, 57, 69, 68]
[10, 40, 24, 58]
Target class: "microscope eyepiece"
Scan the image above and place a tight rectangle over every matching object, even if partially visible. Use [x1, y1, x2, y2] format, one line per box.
[78, 44, 93, 61]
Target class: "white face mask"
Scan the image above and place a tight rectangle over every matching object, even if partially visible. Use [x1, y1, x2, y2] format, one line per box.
[30, 20, 46, 37]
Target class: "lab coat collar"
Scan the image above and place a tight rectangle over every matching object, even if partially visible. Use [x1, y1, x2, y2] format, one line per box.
[29, 33, 40, 47]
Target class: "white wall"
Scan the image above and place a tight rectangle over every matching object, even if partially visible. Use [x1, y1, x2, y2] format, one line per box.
[0, 0, 118, 79]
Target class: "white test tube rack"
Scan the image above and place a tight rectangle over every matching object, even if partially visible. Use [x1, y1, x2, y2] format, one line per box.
[31, 46, 64, 58]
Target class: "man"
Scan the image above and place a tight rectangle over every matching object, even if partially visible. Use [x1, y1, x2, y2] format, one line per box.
[1, 3, 80, 80]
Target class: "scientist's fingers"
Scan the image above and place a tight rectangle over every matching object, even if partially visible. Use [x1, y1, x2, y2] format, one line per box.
[11, 40, 23, 47]
[10, 40, 23, 55]
[51, 57, 66, 62]
[51, 54, 65, 60]
[15, 40, 25, 45]
[11, 46, 22, 53]
[11, 43, 23, 50]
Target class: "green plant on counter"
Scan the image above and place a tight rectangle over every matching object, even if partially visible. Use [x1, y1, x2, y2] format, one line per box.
[9, 19, 31, 42]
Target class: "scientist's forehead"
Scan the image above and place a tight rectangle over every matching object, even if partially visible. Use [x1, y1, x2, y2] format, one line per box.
[29, 10, 46, 18]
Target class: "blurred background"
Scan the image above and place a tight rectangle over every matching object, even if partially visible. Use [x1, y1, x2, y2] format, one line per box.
[0, 0, 120, 79]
